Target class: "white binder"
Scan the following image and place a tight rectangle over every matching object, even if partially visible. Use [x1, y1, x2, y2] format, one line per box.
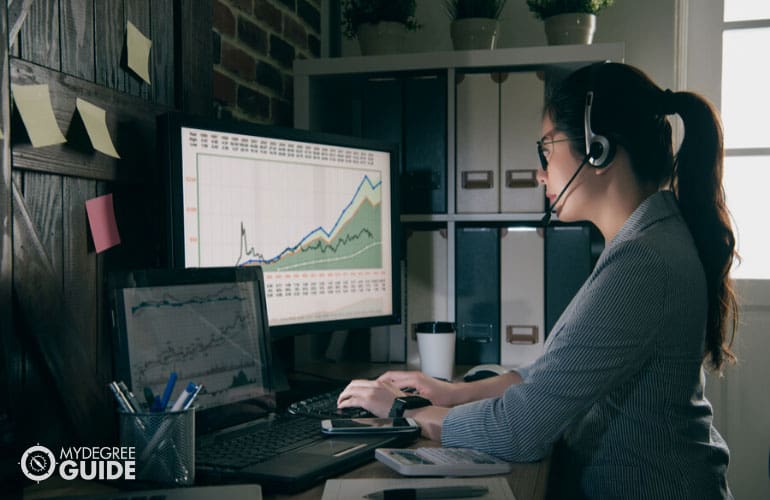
[456, 73, 500, 213]
[500, 71, 545, 213]
[499, 227, 545, 368]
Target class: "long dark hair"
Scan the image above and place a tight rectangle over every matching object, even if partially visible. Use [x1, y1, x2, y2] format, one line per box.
[544, 62, 738, 370]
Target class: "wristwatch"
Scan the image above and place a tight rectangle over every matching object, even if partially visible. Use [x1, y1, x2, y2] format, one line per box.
[388, 395, 432, 417]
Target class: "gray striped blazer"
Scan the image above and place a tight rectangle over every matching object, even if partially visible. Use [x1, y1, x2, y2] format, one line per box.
[442, 191, 732, 499]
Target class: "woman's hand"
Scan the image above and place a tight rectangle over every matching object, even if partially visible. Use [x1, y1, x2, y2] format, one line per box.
[336, 378, 406, 417]
[375, 370, 460, 407]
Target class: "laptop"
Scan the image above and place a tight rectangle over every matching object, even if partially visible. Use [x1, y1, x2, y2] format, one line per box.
[109, 267, 416, 493]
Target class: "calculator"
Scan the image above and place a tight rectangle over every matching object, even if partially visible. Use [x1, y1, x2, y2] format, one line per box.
[375, 447, 512, 476]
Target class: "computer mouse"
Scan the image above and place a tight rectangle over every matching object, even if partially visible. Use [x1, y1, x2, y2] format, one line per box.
[463, 364, 508, 382]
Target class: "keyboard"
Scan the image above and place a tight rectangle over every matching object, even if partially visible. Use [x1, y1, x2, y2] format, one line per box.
[197, 414, 323, 469]
[287, 387, 374, 419]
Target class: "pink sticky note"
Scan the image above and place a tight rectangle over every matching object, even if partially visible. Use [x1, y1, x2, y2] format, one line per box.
[85, 193, 121, 253]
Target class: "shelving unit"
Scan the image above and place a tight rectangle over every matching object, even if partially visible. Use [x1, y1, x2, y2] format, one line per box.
[293, 43, 624, 366]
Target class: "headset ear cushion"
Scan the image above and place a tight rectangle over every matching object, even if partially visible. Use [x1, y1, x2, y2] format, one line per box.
[589, 135, 614, 168]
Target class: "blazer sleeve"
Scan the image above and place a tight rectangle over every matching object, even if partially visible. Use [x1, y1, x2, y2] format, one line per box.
[442, 239, 668, 461]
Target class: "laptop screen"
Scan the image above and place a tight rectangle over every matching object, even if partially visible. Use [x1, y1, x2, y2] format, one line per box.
[109, 267, 274, 412]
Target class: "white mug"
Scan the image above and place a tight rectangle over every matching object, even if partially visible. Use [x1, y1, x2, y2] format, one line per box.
[415, 322, 456, 381]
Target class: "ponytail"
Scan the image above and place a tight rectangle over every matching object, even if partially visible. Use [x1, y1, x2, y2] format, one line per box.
[670, 90, 738, 371]
[545, 63, 738, 371]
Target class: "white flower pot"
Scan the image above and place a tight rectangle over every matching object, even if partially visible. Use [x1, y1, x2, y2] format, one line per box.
[450, 18, 499, 51]
[544, 13, 596, 45]
[356, 21, 407, 55]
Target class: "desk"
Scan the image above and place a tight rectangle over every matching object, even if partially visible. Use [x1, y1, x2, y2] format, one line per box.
[25, 446, 549, 500]
[269, 439, 549, 500]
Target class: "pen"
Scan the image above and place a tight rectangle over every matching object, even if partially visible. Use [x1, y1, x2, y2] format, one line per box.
[139, 382, 198, 462]
[182, 383, 203, 410]
[170, 382, 197, 411]
[159, 372, 177, 410]
[108, 382, 134, 413]
[364, 485, 489, 500]
[143, 387, 155, 408]
[117, 381, 142, 412]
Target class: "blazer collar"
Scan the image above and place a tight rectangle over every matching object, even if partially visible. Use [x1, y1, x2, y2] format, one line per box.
[607, 190, 680, 248]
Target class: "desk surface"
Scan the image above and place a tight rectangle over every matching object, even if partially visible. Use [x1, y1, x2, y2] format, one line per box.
[25, 448, 549, 500]
[269, 439, 550, 500]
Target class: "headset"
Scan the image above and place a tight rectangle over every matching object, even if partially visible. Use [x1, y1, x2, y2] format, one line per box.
[584, 90, 616, 168]
[542, 89, 616, 225]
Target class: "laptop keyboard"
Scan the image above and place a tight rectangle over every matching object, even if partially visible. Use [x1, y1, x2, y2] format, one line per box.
[197, 414, 323, 469]
[286, 387, 374, 419]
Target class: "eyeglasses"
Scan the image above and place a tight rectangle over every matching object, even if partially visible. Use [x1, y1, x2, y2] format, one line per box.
[536, 137, 575, 170]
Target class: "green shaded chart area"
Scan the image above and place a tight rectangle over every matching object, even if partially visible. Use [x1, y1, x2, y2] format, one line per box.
[260, 199, 381, 272]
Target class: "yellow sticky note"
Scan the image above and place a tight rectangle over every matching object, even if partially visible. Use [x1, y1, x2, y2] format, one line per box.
[76, 98, 120, 159]
[127, 21, 152, 85]
[11, 84, 66, 147]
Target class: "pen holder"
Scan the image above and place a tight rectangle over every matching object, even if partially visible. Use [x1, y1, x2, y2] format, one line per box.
[119, 408, 195, 485]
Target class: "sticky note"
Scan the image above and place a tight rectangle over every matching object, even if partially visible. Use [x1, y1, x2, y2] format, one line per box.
[85, 193, 121, 253]
[11, 84, 66, 147]
[76, 98, 120, 158]
[127, 21, 152, 84]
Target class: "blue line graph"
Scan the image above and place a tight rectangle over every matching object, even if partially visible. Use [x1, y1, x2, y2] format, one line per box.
[236, 174, 381, 266]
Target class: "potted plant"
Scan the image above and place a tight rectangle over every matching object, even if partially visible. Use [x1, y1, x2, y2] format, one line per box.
[444, 0, 507, 51]
[341, 0, 421, 55]
[526, 0, 615, 45]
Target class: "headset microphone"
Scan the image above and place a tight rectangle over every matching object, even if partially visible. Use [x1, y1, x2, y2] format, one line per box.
[541, 154, 591, 225]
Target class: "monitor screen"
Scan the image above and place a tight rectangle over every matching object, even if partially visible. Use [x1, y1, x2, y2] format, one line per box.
[108, 267, 274, 411]
[160, 113, 401, 338]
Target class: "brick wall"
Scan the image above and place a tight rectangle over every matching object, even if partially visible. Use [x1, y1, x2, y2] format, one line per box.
[213, 0, 321, 125]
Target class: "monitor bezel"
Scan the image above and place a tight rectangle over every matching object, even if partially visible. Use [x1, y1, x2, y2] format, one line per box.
[159, 112, 402, 340]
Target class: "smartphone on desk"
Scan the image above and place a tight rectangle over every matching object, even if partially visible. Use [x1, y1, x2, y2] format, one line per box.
[321, 417, 420, 435]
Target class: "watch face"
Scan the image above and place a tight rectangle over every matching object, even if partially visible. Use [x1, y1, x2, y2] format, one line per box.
[400, 395, 431, 408]
[390, 395, 432, 417]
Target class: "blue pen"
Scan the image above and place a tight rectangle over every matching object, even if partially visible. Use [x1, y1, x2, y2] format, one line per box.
[159, 372, 177, 410]
[182, 384, 203, 410]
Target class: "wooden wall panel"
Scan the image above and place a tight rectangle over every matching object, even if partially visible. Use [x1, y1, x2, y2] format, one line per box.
[21, 172, 63, 283]
[177, 0, 212, 115]
[11, 58, 166, 182]
[125, 0, 151, 99]
[60, 0, 95, 81]
[12, 183, 110, 443]
[95, 0, 126, 91]
[3, 0, 213, 451]
[0, 0, 21, 411]
[151, 0, 174, 106]
[19, 0, 60, 69]
[63, 177, 98, 364]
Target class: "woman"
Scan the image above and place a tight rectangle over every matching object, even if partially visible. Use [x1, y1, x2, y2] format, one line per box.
[338, 62, 737, 499]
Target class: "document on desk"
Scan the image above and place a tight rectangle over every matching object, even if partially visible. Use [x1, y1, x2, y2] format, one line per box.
[321, 477, 515, 500]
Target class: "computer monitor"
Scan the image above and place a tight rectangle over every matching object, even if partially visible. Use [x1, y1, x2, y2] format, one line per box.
[159, 113, 401, 339]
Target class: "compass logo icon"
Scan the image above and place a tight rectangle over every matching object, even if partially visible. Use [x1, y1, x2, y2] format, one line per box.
[20, 444, 57, 482]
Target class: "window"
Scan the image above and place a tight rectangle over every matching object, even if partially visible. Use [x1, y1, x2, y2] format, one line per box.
[721, 0, 770, 278]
